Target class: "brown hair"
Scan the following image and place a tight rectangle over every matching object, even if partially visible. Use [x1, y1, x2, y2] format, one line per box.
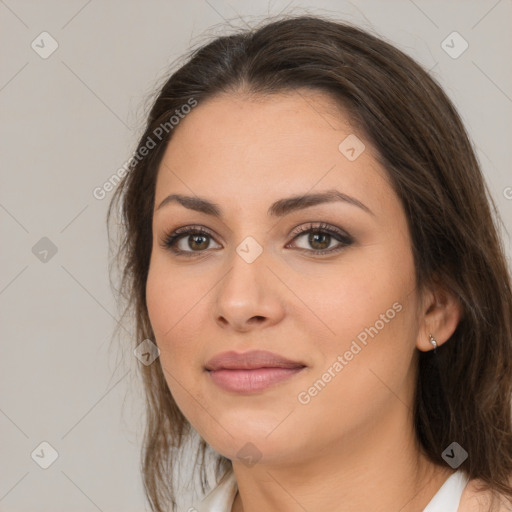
[108, 14, 512, 512]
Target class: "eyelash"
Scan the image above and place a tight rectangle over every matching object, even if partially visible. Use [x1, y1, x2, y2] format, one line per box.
[160, 222, 354, 257]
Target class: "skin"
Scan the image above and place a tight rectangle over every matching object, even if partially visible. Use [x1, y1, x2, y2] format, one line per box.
[146, 89, 464, 512]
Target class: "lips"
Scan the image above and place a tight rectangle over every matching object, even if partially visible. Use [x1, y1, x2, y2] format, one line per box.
[204, 350, 306, 371]
[204, 350, 307, 393]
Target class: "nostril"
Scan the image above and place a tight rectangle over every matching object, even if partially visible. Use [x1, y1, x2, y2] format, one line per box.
[249, 315, 265, 324]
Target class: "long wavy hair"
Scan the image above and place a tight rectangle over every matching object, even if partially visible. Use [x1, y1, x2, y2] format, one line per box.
[107, 14, 512, 512]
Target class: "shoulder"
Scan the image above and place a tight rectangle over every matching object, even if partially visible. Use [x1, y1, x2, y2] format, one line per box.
[458, 475, 512, 512]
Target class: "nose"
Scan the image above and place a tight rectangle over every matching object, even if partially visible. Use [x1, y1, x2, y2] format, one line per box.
[212, 246, 286, 333]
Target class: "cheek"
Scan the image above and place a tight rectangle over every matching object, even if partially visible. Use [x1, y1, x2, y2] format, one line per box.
[146, 260, 172, 339]
[145, 257, 210, 424]
[146, 253, 213, 376]
[290, 241, 416, 350]
[146, 257, 189, 359]
[291, 238, 418, 404]
[146, 252, 202, 337]
[291, 279, 418, 445]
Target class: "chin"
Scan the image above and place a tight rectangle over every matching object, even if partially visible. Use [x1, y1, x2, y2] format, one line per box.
[205, 423, 302, 466]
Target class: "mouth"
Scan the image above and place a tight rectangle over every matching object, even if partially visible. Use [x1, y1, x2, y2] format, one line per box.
[204, 350, 307, 394]
[206, 366, 306, 393]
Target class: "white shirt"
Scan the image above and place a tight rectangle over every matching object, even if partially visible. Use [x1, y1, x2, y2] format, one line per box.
[191, 469, 469, 512]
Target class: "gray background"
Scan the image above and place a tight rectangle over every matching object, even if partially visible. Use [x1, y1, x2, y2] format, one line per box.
[1, 1, 511, 511]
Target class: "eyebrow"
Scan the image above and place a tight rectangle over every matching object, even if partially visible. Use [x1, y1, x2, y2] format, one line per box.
[155, 189, 374, 217]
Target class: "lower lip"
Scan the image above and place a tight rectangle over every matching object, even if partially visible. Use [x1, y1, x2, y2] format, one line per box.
[207, 367, 305, 393]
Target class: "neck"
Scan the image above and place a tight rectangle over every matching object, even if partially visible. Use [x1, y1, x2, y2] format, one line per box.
[230, 403, 454, 512]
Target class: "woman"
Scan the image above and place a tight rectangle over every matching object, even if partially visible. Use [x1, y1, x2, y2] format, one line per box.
[108, 14, 512, 512]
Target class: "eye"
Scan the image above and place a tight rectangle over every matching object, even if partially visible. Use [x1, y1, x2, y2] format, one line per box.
[160, 225, 221, 256]
[160, 222, 353, 257]
[286, 222, 353, 255]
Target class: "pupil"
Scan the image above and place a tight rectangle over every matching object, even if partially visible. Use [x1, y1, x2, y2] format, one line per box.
[309, 232, 330, 250]
[190, 235, 208, 250]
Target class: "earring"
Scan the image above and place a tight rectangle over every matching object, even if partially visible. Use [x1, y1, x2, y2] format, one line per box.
[429, 333, 437, 350]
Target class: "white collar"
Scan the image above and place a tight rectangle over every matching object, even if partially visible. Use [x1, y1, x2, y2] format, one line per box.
[191, 470, 237, 512]
[423, 470, 470, 512]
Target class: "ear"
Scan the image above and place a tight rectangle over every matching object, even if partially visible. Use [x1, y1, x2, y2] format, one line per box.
[416, 278, 463, 352]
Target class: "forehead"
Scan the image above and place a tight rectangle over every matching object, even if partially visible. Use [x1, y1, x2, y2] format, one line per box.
[154, 90, 391, 217]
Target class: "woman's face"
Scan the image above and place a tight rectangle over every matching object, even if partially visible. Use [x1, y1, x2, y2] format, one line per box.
[146, 90, 424, 467]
